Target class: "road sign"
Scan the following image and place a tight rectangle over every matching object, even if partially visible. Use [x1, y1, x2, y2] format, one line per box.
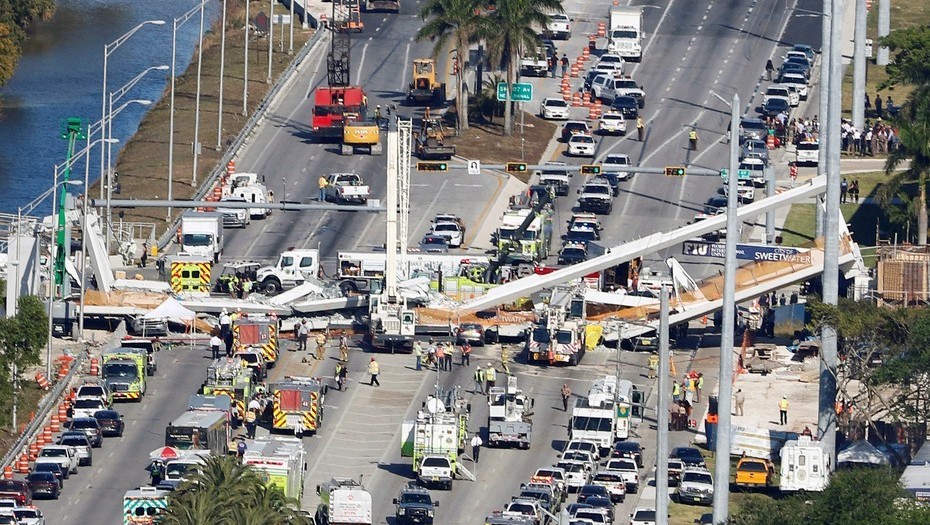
[683, 240, 812, 264]
[496, 82, 534, 102]
[719, 169, 752, 181]
[467, 160, 481, 175]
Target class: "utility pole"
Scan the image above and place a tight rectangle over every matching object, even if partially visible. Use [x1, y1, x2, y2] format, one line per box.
[815, 0, 834, 240]
[819, 0, 843, 469]
[192, 0, 206, 185]
[243, 0, 250, 115]
[851, 0, 867, 129]
[876, 0, 890, 66]
[656, 285, 670, 525]
[765, 166, 776, 244]
[217, 0, 227, 151]
[267, 0, 274, 83]
[712, 92, 739, 524]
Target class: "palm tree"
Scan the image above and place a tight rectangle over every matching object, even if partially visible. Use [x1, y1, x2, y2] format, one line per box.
[884, 86, 930, 244]
[417, 0, 486, 131]
[483, 0, 562, 136]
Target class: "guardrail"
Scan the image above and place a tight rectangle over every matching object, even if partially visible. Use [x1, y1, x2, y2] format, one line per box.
[0, 322, 128, 472]
[156, 29, 330, 251]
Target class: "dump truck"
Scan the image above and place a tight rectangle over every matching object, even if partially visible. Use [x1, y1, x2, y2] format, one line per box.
[413, 118, 455, 160]
[233, 315, 280, 368]
[488, 376, 534, 449]
[241, 437, 307, 503]
[402, 391, 472, 489]
[102, 348, 147, 402]
[406, 59, 445, 105]
[123, 486, 170, 525]
[201, 357, 254, 422]
[316, 478, 373, 525]
[268, 376, 326, 435]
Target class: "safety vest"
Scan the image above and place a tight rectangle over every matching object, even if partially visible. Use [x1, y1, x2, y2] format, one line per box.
[689, 130, 697, 140]
[779, 399, 789, 411]
[475, 368, 484, 381]
[368, 361, 380, 375]
[318, 176, 328, 189]
[637, 117, 645, 129]
[672, 383, 680, 396]
[485, 368, 497, 381]
[413, 344, 422, 357]
[697, 377, 704, 389]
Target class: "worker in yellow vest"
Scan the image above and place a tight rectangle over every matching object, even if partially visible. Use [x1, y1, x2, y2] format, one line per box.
[779, 396, 789, 425]
[485, 364, 497, 389]
[636, 116, 645, 142]
[318, 175, 329, 201]
[688, 128, 698, 151]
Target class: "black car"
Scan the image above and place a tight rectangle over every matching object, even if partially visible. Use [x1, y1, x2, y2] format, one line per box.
[393, 483, 437, 525]
[558, 244, 588, 266]
[69, 417, 103, 447]
[419, 234, 450, 254]
[704, 196, 728, 215]
[612, 441, 644, 468]
[610, 96, 639, 118]
[596, 173, 620, 196]
[94, 409, 125, 437]
[26, 471, 59, 499]
[564, 228, 600, 244]
[761, 97, 790, 118]
[577, 484, 610, 504]
[671, 447, 707, 468]
[31, 462, 64, 488]
[583, 495, 615, 522]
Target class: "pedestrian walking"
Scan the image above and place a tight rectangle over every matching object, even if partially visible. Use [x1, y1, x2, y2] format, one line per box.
[840, 177, 848, 204]
[413, 341, 423, 371]
[696, 373, 704, 403]
[210, 333, 222, 360]
[444, 343, 454, 370]
[779, 395, 789, 425]
[241, 278, 252, 299]
[485, 364, 497, 389]
[688, 128, 698, 151]
[334, 362, 345, 391]
[500, 347, 510, 375]
[219, 309, 231, 339]
[427, 340, 437, 368]
[864, 92, 872, 115]
[474, 365, 485, 395]
[461, 342, 471, 367]
[636, 116, 645, 141]
[435, 343, 446, 371]
[560, 54, 569, 77]
[244, 405, 258, 439]
[337, 360, 349, 391]
[315, 332, 327, 360]
[765, 59, 774, 81]
[294, 418, 305, 439]
[140, 242, 149, 268]
[339, 333, 350, 361]
[672, 380, 681, 403]
[368, 357, 381, 386]
[318, 175, 329, 201]
[470, 433, 483, 463]
[735, 388, 745, 416]
[560, 383, 571, 412]
[297, 321, 308, 352]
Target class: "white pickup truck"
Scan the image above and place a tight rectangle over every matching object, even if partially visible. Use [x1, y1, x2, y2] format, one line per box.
[520, 48, 549, 77]
[324, 173, 370, 205]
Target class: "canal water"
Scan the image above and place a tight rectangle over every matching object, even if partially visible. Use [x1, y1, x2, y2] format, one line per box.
[0, 0, 221, 215]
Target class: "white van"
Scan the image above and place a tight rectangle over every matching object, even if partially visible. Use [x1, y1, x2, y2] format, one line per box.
[796, 141, 820, 166]
[232, 184, 270, 219]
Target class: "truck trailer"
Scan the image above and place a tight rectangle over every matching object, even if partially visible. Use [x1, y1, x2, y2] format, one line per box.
[607, 7, 644, 61]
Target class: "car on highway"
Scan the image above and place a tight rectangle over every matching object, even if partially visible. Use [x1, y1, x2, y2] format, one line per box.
[676, 468, 714, 505]
[430, 221, 464, 248]
[12, 506, 44, 525]
[740, 138, 770, 164]
[418, 234, 449, 254]
[611, 440, 644, 467]
[590, 74, 620, 103]
[739, 158, 767, 187]
[565, 224, 600, 244]
[591, 470, 626, 503]
[597, 110, 626, 136]
[724, 179, 756, 203]
[503, 498, 543, 525]
[0, 481, 30, 507]
[667, 459, 685, 486]
[558, 242, 588, 266]
[217, 196, 251, 228]
[796, 140, 820, 166]
[234, 349, 267, 381]
[577, 181, 613, 215]
[30, 463, 64, 489]
[567, 134, 596, 157]
[605, 457, 639, 493]
[57, 432, 93, 467]
[583, 66, 616, 91]
[93, 409, 125, 437]
[594, 53, 625, 73]
[24, 473, 58, 501]
[671, 447, 707, 468]
[782, 56, 811, 78]
[763, 85, 797, 107]
[68, 417, 104, 448]
[565, 439, 601, 462]
[517, 483, 560, 514]
[70, 397, 108, 420]
[74, 382, 112, 407]
[761, 97, 790, 118]
[546, 13, 572, 40]
[539, 97, 570, 120]
[792, 44, 816, 62]
[531, 467, 567, 498]
[610, 96, 639, 118]
[599, 153, 632, 182]
[778, 72, 809, 100]
[35, 445, 78, 477]
[735, 456, 775, 489]
[561, 121, 592, 142]
[733, 117, 768, 143]
[576, 484, 610, 505]
[557, 460, 591, 492]
[613, 77, 645, 108]
[456, 322, 485, 346]
[582, 495, 614, 523]
[630, 507, 657, 525]
[703, 196, 728, 215]
[393, 482, 437, 525]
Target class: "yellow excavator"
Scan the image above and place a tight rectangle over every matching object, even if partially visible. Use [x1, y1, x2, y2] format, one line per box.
[406, 58, 446, 106]
[341, 112, 381, 155]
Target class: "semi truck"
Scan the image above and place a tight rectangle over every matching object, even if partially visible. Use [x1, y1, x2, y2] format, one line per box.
[315, 478, 373, 525]
[122, 486, 170, 525]
[102, 348, 147, 401]
[180, 211, 224, 263]
[402, 392, 472, 489]
[241, 437, 307, 502]
[233, 314, 280, 368]
[607, 7, 644, 61]
[267, 376, 326, 434]
[487, 376, 534, 449]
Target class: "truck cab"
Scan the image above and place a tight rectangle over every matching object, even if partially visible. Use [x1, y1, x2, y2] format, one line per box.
[180, 211, 224, 263]
[231, 184, 270, 219]
[102, 349, 147, 401]
[256, 249, 320, 294]
[393, 482, 437, 525]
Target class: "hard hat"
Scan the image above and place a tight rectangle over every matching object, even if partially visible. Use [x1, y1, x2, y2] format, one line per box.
[377, 104, 381, 108]
[371, 357, 376, 361]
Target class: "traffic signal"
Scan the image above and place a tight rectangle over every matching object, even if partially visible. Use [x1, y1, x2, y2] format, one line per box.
[505, 162, 528, 173]
[664, 166, 685, 177]
[580, 164, 601, 175]
[416, 162, 448, 172]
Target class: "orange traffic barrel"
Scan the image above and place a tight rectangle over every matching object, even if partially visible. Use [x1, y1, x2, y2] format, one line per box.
[562, 91, 572, 101]
[50, 414, 60, 432]
[34, 372, 48, 390]
[58, 403, 68, 420]
[226, 160, 236, 176]
[3, 466, 12, 480]
[16, 455, 29, 474]
[570, 64, 580, 78]
[28, 442, 38, 461]
[43, 427, 52, 443]
[571, 93, 582, 107]
[35, 433, 45, 448]
[597, 23, 606, 38]
[89, 357, 99, 376]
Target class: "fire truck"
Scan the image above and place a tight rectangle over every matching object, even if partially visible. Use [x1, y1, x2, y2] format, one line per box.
[200, 357, 254, 422]
[232, 314, 279, 368]
[268, 376, 326, 434]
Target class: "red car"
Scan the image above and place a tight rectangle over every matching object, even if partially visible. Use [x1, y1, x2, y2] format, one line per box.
[0, 480, 31, 505]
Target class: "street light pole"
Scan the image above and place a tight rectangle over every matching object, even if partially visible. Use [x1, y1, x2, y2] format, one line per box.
[851, 0, 867, 129]
[192, 0, 206, 185]
[656, 285, 670, 525]
[217, 0, 228, 151]
[267, 0, 274, 83]
[243, 0, 250, 116]
[877, 0, 890, 66]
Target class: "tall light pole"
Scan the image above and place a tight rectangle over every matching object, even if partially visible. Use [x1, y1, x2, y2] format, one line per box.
[267, 0, 274, 83]
[876, 0, 890, 66]
[192, 0, 207, 185]
[656, 285, 671, 525]
[100, 20, 164, 238]
[217, 0, 228, 151]
[289, 0, 295, 54]
[169, 2, 208, 221]
[851, 0, 867, 129]
[243, 0, 250, 116]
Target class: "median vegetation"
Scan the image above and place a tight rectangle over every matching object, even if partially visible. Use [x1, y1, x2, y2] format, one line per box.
[0, 0, 56, 87]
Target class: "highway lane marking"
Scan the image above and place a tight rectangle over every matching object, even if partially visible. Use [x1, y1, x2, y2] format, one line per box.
[408, 178, 449, 244]
[628, 0, 677, 78]
[454, 184, 482, 188]
[401, 42, 412, 91]
[356, 41, 371, 84]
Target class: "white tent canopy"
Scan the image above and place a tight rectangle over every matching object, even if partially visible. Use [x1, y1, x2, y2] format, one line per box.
[144, 297, 196, 322]
[837, 440, 890, 466]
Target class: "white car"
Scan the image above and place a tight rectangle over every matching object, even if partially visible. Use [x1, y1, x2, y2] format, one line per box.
[567, 134, 596, 157]
[778, 72, 808, 100]
[71, 397, 108, 420]
[565, 440, 601, 462]
[595, 53, 625, 73]
[630, 507, 657, 525]
[36, 445, 79, 476]
[430, 221, 464, 248]
[546, 13, 571, 40]
[557, 460, 590, 491]
[739, 157, 766, 187]
[600, 153, 632, 181]
[676, 467, 714, 506]
[597, 111, 626, 135]
[217, 197, 251, 228]
[539, 97, 570, 120]
[605, 457, 640, 493]
[13, 506, 46, 525]
[763, 85, 798, 107]
[74, 382, 111, 407]
[591, 470, 627, 503]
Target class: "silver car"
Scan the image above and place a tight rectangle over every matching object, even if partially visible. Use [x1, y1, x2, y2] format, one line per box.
[57, 432, 93, 467]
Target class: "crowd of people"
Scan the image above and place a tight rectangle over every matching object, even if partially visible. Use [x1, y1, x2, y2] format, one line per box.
[840, 118, 899, 156]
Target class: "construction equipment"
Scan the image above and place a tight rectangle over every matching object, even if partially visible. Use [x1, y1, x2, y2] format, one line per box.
[233, 314, 280, 368]
[342, 115, 382, 156]
[316, 478, 373, 525]
[401, 390, 473, 489]
[200, 357, 254, 422]
[413, 117, 455, 160]
[241, 437, 307, 503]
[364, 0, 400, 14]
[268, 376, 326, 434]
[525, 286, 588, 366]
[487, 376, 534, 449]
[406, 59, 446, 105]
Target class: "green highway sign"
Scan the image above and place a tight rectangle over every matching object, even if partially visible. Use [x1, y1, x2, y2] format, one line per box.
[720, 169, 752, 180]
[496, 82, 534, 102]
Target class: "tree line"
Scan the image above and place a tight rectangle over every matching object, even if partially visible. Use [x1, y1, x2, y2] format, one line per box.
[0, 0, 56, 88]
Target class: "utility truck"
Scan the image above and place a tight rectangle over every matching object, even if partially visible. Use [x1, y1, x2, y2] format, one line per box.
[180, 211, 224, 263]
[102, 348, 147, 401]
[323, 173, 370, 205]
[316, 478, 373, 525]
[570, 376, 618, 453]
[241, 437, 307, 503]
[779, 436, 830, 492]
[607, 7, 644, 61]
[402, 391, 473, 489]
[256, 249, 320, 294]
[487, 376, 534, 449]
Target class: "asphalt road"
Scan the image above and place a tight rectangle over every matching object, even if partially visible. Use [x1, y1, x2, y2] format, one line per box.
[31, 0, 825, 522]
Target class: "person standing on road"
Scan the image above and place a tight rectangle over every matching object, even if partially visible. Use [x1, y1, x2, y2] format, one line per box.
[734, 388, 745, 416]
[219, 309, 231, 339]
[672, 380, 681, 403]
[636, 116, 645, 142]
[368, 357, 381, 386]
[210, 333, 222, 360]
[315, 332, 327, 360]
[339, 333, 350, 361]
[779, 395, 789, 425]
[474, 365, 485, 395]
[485, 364, 497, 389]
[500, 347, 510, 375]
[334, 362, 345, 391]
[875, 94, 883, 119]
[688, 127, 698, 151]
[337, 360, 349, 391]
[244, 405, 258, 439]
[470, 433, 483, 463]
[461, 341, 471, 367]
[318, 175, 329, 201]
[696, 373, 704, 403]
[648, 353, 658, 379]
[444, 343, 454, 371]
[561, 383, 571, 412]
[413, 341, 423, 371]
[297, 321, 308, 352]
[765, 59, 774, 81]
[435, 343, 446, 371]
[560, 54, 569, 77]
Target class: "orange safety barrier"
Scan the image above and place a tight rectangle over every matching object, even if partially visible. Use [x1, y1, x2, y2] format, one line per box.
[588, 104, 601, 120]
[571, 93, 582, 107]
[57, 364, 68, 380]
[583, 96, 592, 109]
[2, 466, 12, 480]
[34, 372, 48, 390]
[58, 403, 67, 420]
[43, 427, 52, 444]
[89, 357, 99, 376]
[16, 455, 29, 474]
[570, 65, 580, 78]
[35, 433, 45, 448]
[582, 46, 589, 58]
[766, 133, 775, 150]
[50, 414, 60, 432]
[226, 161, 236, 176]
[562, 91, 572, 101]
[28, 442, 38, 461]
[597, 23, 606, 38]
